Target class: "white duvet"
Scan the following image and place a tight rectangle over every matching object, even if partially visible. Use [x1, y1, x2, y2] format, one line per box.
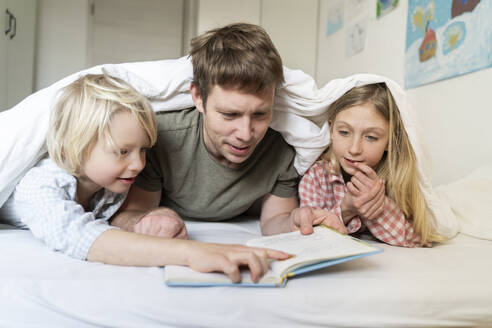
[1, 56, 490, 240]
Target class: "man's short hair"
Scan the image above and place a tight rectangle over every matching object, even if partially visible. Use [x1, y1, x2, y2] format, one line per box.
[189, 23, 284, 106]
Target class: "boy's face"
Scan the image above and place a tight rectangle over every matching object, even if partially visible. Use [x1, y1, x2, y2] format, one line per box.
[79, 111, 149, 195]
[330, 103, 389, 176]
[191, 84, 274, 168]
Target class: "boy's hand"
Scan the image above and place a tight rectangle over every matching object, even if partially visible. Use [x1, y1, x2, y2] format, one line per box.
[186, 242, 291, 283]
[133, 208, 188, 239]
[344, 163, 386, 220]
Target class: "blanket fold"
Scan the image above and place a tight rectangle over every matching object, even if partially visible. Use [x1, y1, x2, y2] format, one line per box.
[1, 56, 489, 240]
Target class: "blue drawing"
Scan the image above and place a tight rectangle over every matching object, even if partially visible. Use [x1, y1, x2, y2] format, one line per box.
[405, 0, 492, 89]
[442, 21, 466, 55]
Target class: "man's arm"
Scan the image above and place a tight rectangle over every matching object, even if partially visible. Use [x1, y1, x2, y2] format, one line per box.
[110, 185, 187, 239]
[259, 194, 298, 235]
[110, 185, 161, 231]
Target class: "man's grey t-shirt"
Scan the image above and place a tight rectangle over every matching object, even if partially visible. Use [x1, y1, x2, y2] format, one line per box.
[135, 108, 299, 221]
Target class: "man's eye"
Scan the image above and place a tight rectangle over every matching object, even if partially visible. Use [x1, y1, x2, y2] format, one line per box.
[221, 113, 237, 119]
[253, 112, 269, 120]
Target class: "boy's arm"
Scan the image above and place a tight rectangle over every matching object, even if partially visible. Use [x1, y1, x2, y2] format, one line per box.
[87, 229, 291, 283]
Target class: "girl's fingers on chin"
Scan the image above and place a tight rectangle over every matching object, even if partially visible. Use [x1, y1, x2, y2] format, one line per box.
[355, 162, 377, 178]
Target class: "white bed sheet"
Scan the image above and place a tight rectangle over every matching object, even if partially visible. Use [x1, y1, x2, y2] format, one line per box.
[1, 219, 491, 328]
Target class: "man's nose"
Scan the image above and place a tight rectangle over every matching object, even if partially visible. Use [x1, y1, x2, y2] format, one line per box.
[236, 117, 253, 142]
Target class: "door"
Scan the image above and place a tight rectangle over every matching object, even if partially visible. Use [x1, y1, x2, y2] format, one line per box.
[1, 0, 36, 111]
[89, 0, 184, 66]
[1, 0, 8, 110]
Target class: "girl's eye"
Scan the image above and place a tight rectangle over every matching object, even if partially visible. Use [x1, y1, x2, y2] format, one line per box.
[338, 130, 349, 136]
[120, 149, 128, 156]
[140, 147, 148, 153]
[366, 135, 378, 142]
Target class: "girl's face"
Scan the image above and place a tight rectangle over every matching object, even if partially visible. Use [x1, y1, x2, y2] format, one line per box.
[330, 103, 389, 176]
[79, 111, 150, 196]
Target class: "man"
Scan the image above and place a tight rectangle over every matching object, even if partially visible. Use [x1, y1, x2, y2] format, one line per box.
[111, 23, 345, 238]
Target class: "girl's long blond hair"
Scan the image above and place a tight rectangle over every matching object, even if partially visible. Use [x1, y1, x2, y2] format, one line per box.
[322, 83, 442, 245]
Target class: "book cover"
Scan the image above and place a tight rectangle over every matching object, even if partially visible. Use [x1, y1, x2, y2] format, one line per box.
[164, 225, 383, 287]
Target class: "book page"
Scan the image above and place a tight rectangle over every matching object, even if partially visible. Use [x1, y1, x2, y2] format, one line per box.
[165, 226, 379, 286]
[247, 226, 378, 276]
[164, 264, 281, 286]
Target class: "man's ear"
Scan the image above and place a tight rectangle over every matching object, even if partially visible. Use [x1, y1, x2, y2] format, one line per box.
[190, 83, 204, 114]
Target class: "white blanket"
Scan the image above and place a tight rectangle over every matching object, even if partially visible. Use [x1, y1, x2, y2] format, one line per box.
[1, 56, 490, 240]
[1, 219, 492, 327]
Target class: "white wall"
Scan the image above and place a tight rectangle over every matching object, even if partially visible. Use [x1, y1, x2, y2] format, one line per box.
[196, 0, 260, 34]
[316, 0, 492, 185]
[194, 0, 318, 77]
[261, 0, 318, 78]
[34, 0, 90, 90]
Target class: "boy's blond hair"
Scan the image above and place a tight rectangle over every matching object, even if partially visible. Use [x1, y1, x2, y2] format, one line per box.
[47, 74, 157, 177]
[322, 83, 442, 245]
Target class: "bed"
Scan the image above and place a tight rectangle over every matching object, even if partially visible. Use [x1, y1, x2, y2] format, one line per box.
[1, 218, 491, 328]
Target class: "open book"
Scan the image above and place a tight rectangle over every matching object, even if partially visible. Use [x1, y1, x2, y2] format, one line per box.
[164, 226, 383, 287]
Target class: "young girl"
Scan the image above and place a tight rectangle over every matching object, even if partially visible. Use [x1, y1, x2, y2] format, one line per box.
[0, 74, 288, 283]
[299, 83, 441, 247]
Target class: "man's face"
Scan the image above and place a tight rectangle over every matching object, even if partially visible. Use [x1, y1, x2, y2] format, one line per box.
[191, 84, 274, 168]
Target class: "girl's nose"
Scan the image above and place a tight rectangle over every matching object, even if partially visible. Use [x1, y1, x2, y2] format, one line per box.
[349, 137, 362, 155]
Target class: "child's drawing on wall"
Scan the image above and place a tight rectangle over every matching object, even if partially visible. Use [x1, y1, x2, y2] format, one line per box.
[405, 0, 491, 89]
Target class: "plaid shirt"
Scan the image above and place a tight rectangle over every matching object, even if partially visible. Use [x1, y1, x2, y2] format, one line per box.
[299, 162, 429, 247]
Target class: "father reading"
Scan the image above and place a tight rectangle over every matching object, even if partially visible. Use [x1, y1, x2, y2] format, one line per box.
[111, 23, 344, 237]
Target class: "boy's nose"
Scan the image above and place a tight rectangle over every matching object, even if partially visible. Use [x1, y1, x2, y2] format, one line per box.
[129, 152, 145, 172]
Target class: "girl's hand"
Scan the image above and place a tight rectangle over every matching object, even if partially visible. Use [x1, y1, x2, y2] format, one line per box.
[289, 207, 347, 235]
[186, 242, 291, 283]
[345, 163, 386, 220]
[310, 208, 347, 234]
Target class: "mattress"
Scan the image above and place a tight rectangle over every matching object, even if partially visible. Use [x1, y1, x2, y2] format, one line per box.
[0, 219, 491, 328]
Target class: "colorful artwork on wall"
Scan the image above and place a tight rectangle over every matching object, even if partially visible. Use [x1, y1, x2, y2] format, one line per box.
[326, 1, 344, 37]
[346, 18, 368, 57]
[377, 0, 399, 18]
[405, 0, 492, 89]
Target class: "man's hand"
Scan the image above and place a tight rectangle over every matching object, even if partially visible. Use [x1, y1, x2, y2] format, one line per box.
[133, 208, 188, 239]
[186, 242, 291, 283]
[342, 163, 386, 221]
[290, 207, 347, 235]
